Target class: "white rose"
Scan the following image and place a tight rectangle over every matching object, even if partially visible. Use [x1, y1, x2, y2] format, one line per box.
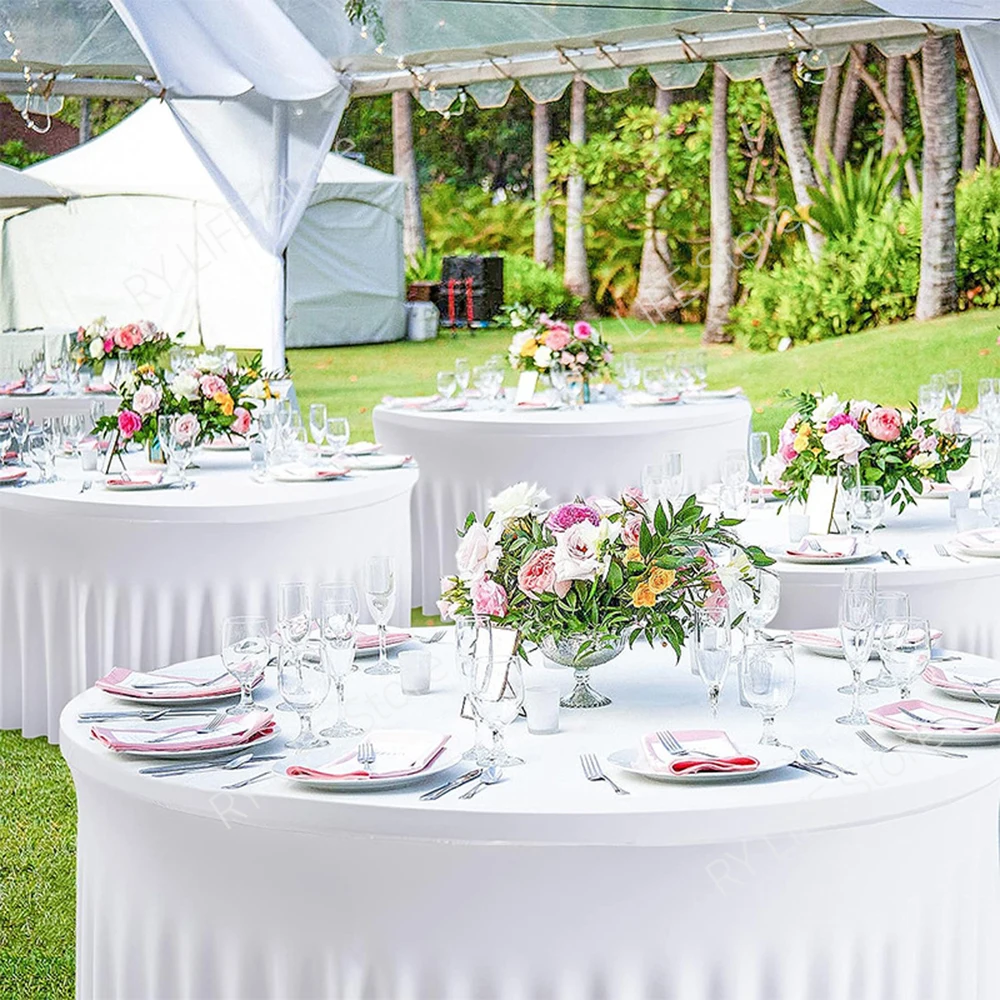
[88, 337, 105, 360]
[132, 383, 162, 416]
[821, 424, 869, 462]
[455, 522, 501, 583]
[813, 393, 842, 424]
[533, 345, 553, 369]
[172, 372, 200, 401]
[243, 379, 266, 401]
[933, 410, 959, 436]
[199, 353, 224, 373]
[488, 482, 550, 522]
[912, 451, 939, 472]
[554, 521, 603, 584]
[761, 453, 788, 485]
[848, 399, 876, 421]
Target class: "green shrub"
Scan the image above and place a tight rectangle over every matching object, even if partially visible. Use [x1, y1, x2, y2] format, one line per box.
[422, 184, 533, 256]
[956, 166, 1000, 309]
[405, 249, 442, 284]
[502, 254, 581, 318]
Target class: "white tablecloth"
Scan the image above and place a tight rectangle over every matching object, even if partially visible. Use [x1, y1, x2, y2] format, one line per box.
[61, 633, 1000, 999]
[374, 397, 751, 613]
[1, 453, 417, 742]
[0, 389, 118, 422]
[736, 499, 1000, 656]
[0, 327, 73, 380]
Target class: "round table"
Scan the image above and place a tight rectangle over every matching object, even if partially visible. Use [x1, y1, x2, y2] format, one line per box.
[61, 633, 1000, 999]
[1, 453, 417, 742]
[735, 499, 1000, 656]
[0, 388, 118, 422]
[374, 396, 751, 613]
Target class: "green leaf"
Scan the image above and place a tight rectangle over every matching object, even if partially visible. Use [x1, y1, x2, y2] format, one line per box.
[654, 502, 668, 536]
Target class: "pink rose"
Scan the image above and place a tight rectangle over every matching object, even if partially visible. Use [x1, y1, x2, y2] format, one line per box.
[560, 351, 575, 366]
[472, 576, 508, 617]
[920, 433, 938, 453]
[779, 441, 798, 462]
[232, 406, 251, 436]
[436, 597, 457, 621]
[622, 514, 643, 547]
[136, 320, 158, 342]
[547, 503, 601, 533]
[103, 337, 114, 355]
[114, 324, 142, 350]
[622, 487, 645, 510]
[576, 351, 588, 365]
[456, 522, 501, 582]
[826, 412, 858, 432]
[545, 328, 570, 351]
[518, 548, 560, 599]
[132, 383, 162, 416]
[76, 328, 86, 342]
[117, 409, 142, 438]
[173, 412, 200, 445]
[199, 374, 227, 398]
[573, 321, 594, 340]
[866, 407, 902, 443]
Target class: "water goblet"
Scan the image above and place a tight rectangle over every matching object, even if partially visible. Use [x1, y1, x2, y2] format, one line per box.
[454, 357, 471, 395]
[620, 352, 641, 393]
[169, 416, 197, 486]
[309, 403, 328, 447]
[929, 373, 947, 413]
[642, 462, 668, 509]
[11, 409, 30, 462]
[945, 369, 962, 411]
[749, 432, 771, 505]
[364, 556, 397, 675]
[871, 591, 910, 689]
[278, 646, 330, 749]
[325, 417, 349, 457]
[221, 616, 270, 715]
[276, 581, 312, 711]
[838, 461, 861, 533]
[880, 617, 931, 701]
[643, 366, 667, 396]
[437, 371, 458, 400]
[721, 449, 749, 488]
[469, 654, 524, 767]
[854, 485, 885, 545]
[740, 639, 796, 745]
[663, 451, 685, 505]
[693, 602, 732, 717]
[745, 568, 781, 641]
[61, 412, 86, 456]
[454, 614, 491, 763]
[983, 478, 1000, 527]
[318, 583, 365, 738]
[837, 586, 876, 726]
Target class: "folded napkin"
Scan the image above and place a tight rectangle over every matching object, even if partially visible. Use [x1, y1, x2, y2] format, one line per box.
[868, 698, 1000, 733]
[270, 463, 347, 481]
[0, 378, 25, 394]
[624, 392, 681, 406]
[342, 454, 412, 470]
[92, 710, 275, 753]
[286, 729, 450, 781]
[421, 399, 467, 412]
[795, 627, 942, 650]
[515, 400, 554, 409]
[383, 394, 438, 409]
[786, 535, 857, 558]
[0, 469, 27, 484]
[85, 382, 115, 393]
[355, 630, 411, 650]
[922, 665, 1000, 696]
[96, 665, 260, 700]
[641, 729, 759, 775]
[105, 470, 164, 487]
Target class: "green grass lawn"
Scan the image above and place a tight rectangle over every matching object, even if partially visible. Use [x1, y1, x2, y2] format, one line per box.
[4, 306, 1000, 999]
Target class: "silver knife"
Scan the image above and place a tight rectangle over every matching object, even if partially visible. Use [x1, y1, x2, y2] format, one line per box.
[140, 754, 285, 776]
[789, 761, 839, 779]
[419, 768, 482, 801]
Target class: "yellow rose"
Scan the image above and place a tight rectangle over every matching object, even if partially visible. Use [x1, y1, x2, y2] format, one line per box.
[137, 364, 155, 375]
[519, 338, 538, 358]
[648, 568, 676, 594]
[625, 546, 642, 564]
[213, 391, 235, 416]
[538, 330, 549, 345]
[793, 430, 811, 453]
[631, 583, 657, 608]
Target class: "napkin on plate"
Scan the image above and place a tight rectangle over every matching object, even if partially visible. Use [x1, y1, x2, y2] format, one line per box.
[355, 630, 411, 650]
[95, 665, 257, 700]
[343, 441, 382, 456]
[105, 471, 164, 487]
[0, 469, 27, 484]
[640, 729, 759, 775]
[921, 665, 1000, 696]
[91, 710, 275, 753]
[786, 535, 857, 558]
[794, 627, 942, 649]
[85, 382, 115, 393]
[285, 730, 451, 780]
[0, 378, 25, 394]
[868, 699, 1000, 733]
[270, 463, 347, 481]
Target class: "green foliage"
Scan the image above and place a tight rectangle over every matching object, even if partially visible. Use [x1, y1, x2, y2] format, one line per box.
[0, 139, 44, 168]
[422, 183, 533, 256]
[502, 254, 580, 317]
[405, 248, 442, 284]
[956, 166, 1000, 309]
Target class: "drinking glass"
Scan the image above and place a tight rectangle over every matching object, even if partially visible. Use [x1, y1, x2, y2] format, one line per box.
[983, 479, 1000, 527]
[0, 423, 11, 465]
[27, 431, 49, 482]
[221, 616, 270, 715]
[364, 556, 397, 675]
[693, 602, 732, 716]
[837, 586, 876, 726]
[454, 614, 490, 763]
[11, 409, 30, 462]
[643, 366, 667, 395]
[749, 432, 771, 504]
[929, 373, 947, 412]
[470, 654, 525, 766]
[871, 590, 910, 689]
[880, 617, 932, 700]
[642, 462, 668, 508]
[721, 449, 749, 488]
[309, 403, 328, 447]
[854, 485, 885, 544]
[744, 568, 781, 640]
[692, 350, 708, 389]
[155, 415, 175, 474]
[982, 431, 1000, 480]
[437, 371, 458, 399]
[838, 461, 861, 533]
[720, 481, 750, 519]
[325, 417, 349, 456]
[61, 412, 86, 456]
[549, 365, 568, 405]
[278, 645, 330, 749]
[566, 374, 585, 410]
[918, 384, 937, 421]
[945, 369, 962, 411]
[620, 352, 641, 392]
[454, 357, 471, 395]
[318, 583, 364, 738]
[169, 415, 196, 485]
[663, 451, 685, 505]
[277, 581, 312, 710]
[740, 639, 796, 745]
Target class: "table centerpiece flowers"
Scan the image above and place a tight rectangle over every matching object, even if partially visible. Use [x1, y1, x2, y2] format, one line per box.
[507, 310, 612, 397]
[71, 317, 172, 375]
[439, 483, 773, 708]
[763, 391, 972, 511]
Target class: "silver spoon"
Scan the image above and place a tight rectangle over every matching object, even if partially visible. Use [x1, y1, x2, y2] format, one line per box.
[459, 765, 502, 799]
[895, 548, 911, 565]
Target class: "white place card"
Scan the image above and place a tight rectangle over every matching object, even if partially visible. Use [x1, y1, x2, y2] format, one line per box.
[514, 371, 538, 404]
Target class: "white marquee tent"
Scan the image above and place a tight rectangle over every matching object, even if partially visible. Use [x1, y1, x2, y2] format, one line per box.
[0, 101, 405, 350]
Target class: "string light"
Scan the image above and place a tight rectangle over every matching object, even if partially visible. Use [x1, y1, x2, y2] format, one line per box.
[1, 25, 52, 133]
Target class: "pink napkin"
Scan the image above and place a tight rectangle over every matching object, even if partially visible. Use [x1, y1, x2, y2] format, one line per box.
[105, 474, 163, 487]
[286, 730, 451, 780]
[96, 665, 260, 701]
[85, 383, 115, 393]
[868, 698, 1000, 733]
[0, 469, 27, 484]
[92, 710, 275, 753]
[794, 627, 943, 649]
[344, 441, 382, 456]
[0, 379, 25, 394]
[786, 535, 857, 558]
[641, 729, 759, 775]
[922, 665, 1000, 696]
[355, 630, 411, 650]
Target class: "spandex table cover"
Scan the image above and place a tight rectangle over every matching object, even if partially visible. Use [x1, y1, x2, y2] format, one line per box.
[735, 499, 1000, 656]
[1, 453, 417, 742]
[62, 633, 1000, 1000]
[0, 390, 119, 422]
[374, 396, 751, 613]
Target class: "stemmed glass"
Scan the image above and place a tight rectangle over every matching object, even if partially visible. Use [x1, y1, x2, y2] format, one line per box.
[749, 432, 771, 505]
[641, 462, 668, 508]
[721, 449, 749, 489]
[619, 353, 641, 394]
[0, 423, 11, 466]
[744, 568, 780, 640]
[693, 602, 732, 717]
[455, 614, 490, 763]
[309, 404, 328, 448]
[945, 369, 962, 411]
[325, 417, 349, 457]
[437, 371, 458, 399]
[276, 582, 312, 711]
[837, 584, 876, 726]
[61, 413, 85, 456]
[169, 416, 196, 486]
[11, 409, 30, 463]
[28, 429, 55, 483]
[155, 415, 176, 476]
[871, 590, 910, 689]
[470, 654, 524, 766]
[740, 639, 796, 745]
[278, 644, 330, 749]
[663, 451, 685, 506]
[221, 616, 270, 715]
[317, 582, 365, 738]
[854, 485, 884, 546]
[880, 617, 932, 701]
[838, 461, 860, 534]
[836, 568, 877, 694]
[983, 479, 1000, 526]
[454, 357, 471, 396]
[364, 556, 397, 675]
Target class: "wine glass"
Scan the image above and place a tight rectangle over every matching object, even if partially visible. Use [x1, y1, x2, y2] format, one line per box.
[643, 366, 667, 395]
[854, 485, 885, 545]
[837, 586, 876, 726]
[325, 417, 349, 457]
[721, 449, 749, 489]
[620, 353, 641, 393]
[663, 451, 685, 505]
[470, 654, 524, 766]
[871, 590, 911, 689]
[169, 415, 196, 486]
[309, 403, 328, 448]
[641, 462, 667, 507]
[364, 556, 397, 675]
[276, 582, 312, 711]
[454, 357, 471, 396]
[61, 412, 86, 456]
[740, 639, 796, 745]
[880, 617, 932, 701]
[929, 373, 947, 413]
[318, 582, 364, 738]
[278, 644, 330, 749]
[155, 415, 175, 475]
[749, 432, 771, 505]
[744, 568, 780, 640]
[437, 371, 458, 399]
[221, 616, 270, 715]
[11, 408, 30, 463]
[983, 479, 1000, 527]
[693, 602, 731, 716]
[454, 614, 490, 763]
[945, 369, 962, 411]
[838, 461, 861, 534]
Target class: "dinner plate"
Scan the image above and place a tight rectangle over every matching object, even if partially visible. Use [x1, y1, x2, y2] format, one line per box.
[421, 400, 467, 412]
[770, 545, 878, 565]
[353, 632, 412, 658]
[202, 436, 249, 452]
[342, 454, 411, 471]
[792, 627, 942, 659]
[269, 466, 349, 483]
[107, 726, 279, 759]
[343, 441, 382, 457]
[607, 746, 796, 783]
[277, 747, 463, 791]
[514, 401, 564, 412]
[102, 660, 264, 706]
[6, 386, 52, 397]
[921, 666, 1000, 703]
[624, 393, 681, 407]
[870, 721, 1000, 747]
[953, 528, 1000, 558]
[683, 388, 743, 400]
[103, 477, 178, 491]
[0, 469, 28, 485]
[920, 482, 980, 500]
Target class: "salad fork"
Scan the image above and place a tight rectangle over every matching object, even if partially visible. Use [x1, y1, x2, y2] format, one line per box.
[415, 629, 447, 644]
[657, 730, 720, 759]
[357, 741, 376, 767]
[132, 670, 230, 690]
[147, 711, 226, 743]
[580, 752, 629, 795]
[935, 542, 970, 564]
[896, 705, 991, 729]
[800, 747, 856, 776]
[856, 729, 966, 759]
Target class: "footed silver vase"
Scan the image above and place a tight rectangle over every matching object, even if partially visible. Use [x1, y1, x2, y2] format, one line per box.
[539, 634, 625, 709]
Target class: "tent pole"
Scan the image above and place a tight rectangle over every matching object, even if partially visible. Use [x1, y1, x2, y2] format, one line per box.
[269, 101, 289, 374]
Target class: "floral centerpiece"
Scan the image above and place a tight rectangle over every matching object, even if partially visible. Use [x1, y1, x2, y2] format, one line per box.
[764, 391, 972, 510]
[439, 483, 772, 708]
[72, 317, 172, 374]
[507, 310, 613, 384]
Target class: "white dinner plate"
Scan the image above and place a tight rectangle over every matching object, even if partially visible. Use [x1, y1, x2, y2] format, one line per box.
[0, 469, 28, 485]
[102, 660, 263, 706]
[683, 388, 743, 400]
[513, 401, 564, 412]
[870, 721, 1000, 747]
[792, 627, 943, 659]
[106, 726, 279, 759]
[342, 454, 411, 471]
[607, 745, 796, 784]
[268, 466, 349, 483]
[920, 482, 980, 500]
[922, 673, 1000, 703]
[353, 633, 413, 658]
[953, 528, 1000, 558]
[202, 436, 249, 452]
[343, 441, 382, 457]
[770, 545, 878, 565]
[6, 386, 52, 397]
[102, 477, 179, 492]
[276, 747, 463, 791]
[623, 393, 681, 407]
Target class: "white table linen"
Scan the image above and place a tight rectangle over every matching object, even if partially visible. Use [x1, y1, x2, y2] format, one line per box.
[736, 500, 1000, 656]
[1, 453, 417, 742]
[374, 396, 751, 613]
[62, 633, 1000, 999]
[0, 389, 119, 422]
[0, 327, 73, 380]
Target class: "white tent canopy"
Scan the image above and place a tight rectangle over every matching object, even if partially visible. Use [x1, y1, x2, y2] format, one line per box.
[0, 162, 66, 208]
[0, 101, 405, 349]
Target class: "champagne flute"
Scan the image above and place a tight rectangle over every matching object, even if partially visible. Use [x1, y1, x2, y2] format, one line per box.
[276, 582, 312, 711]
[470, 654, 524, 766]
[837, 586, 876, 726]
[454, 357, 471, 395]
[744, 568, 781, 641]
[749, 432, 771, 505]
[871, 591, 910, 689]
[663, 451, 685, 505]
[156, 415, 175, 475]
[325, 417, 349, 457]
[838, 461, 861, 534]
[740, 639, 796, 745]
[454, 614, 490, 763]
[854, 485, 884, 546]
[169, 416, 196, 486]
[61, 412, 86, 456]
[364, 556, 397, 675]
[721, 449, 749, 489]
[880, 616, 932, 701]
[278, 645, 330, 749]
[221, 616, 270, 715]
[436, 371, 457, 399]
[318, 583, 364, 738]
[693, 602, 731, 716]
[309, 403, 328, 448]
[945, 369, 962, 411]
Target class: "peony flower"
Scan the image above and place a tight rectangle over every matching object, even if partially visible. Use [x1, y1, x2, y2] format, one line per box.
[114, 324, 142, 350]
[761, 453, 788, 485]
[822, 423, 869, 462]
[136, 320, 158, 341]
[455, 522, 501, 582]
[517, 548, 571, 599]
[546, 328, 570, 351]
[622, 486, 645, 510]
[89, 337, 106, 360]
[199, 354, 225, 373]
[554, 520, 604, 585]
[867, 407, 903, 442]
[547, 503, 601, 533]
[472, 576, 508, 617]
[912, 451, 939, 471]
[488, 482, 549, 522]
[826, 412, 858, 432]
[173, 412, 200, 445]
[533, 345, 553, 368]
[102, 337, 115, 356]
[200, 374, 227, 398]
[622, 514, 643, 547]
[132, 383, 162, 416]
[813, 393, 842, 424]
[117, 409, 142, 438]
[848, 399, 877, 421]
[560, 351, 575, 367]
[573, 321, 594, 340]
[172, 371, 200, 401]
[575, 351, 588, 366]
[232, 407, 251, 436]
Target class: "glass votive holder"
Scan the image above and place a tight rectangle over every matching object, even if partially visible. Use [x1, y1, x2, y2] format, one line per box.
[787, 508, 810, 544]
[956, 507, 989, 534]
[398, 649, 431, 695]
[80, 445, 98, 472]
[524, 684, 560, 734]
[948, 489, 971, 519]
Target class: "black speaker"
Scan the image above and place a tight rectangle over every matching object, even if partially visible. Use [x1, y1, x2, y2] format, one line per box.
[439, 255, 504, 326]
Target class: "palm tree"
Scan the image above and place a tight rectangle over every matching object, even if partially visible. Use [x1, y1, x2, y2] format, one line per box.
[703, 66, 734, 344]
[563, 77, 591, 302]
[832, 45, 866, 167]
[962, 68, 983, 172]
[532, 101, 555, 267]
[813, 64, 840, 167]
[392, 90, 425, 258]
[915, 36, 958, 320]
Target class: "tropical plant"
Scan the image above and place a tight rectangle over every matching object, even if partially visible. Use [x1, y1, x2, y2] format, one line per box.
[405, 249, 442, 285]
[422, 184, 533, 256]
[502, 254, 581, 318]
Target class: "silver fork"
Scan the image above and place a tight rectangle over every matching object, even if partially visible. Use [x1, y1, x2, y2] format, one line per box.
[357, 741, 376, 767]
[580, 752, 629, 795]
[935, 542, 970, 564]
[856, 729, 967, 758]
[79, 478, 92, 494]
[801, 747, 856, 776]
[896, 705, 990, 729]
[657, 729, 720, 759]
[415, 629, 447, 644]
[222, 771, 273, 790]
[132, 670, 230, 690]
[146, 711, 226, 743]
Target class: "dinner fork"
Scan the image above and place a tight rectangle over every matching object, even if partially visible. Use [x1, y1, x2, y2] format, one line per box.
[415, 629, 447, 644]
[896, 705, 990, 729]
[657, 730, 720, 759]
[357, 741, 376, 767]
[800, 747, 856, 776]
[580, 752, 629, 795]
[131, 670, 230, 690]
[935, 542, 970, 564]
[856, 729, 967, 759]
[221, 771, 273, 790]
[146, 711, 226, 743]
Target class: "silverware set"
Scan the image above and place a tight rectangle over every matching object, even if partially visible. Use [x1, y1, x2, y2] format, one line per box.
[139, 751, 286, 777]
[579, 752, 629, 795]
[800, 747, 855, 776]
[657, 729, 718, 759]
[78, 708, 221, 723]
[935, 542, 970, 564]
[856, 729, 967, 758]
[131, 671, 230, 690]
[357, 741, 376, 768]
[458, 765, 502, 798]
[420, 768, 482, 801]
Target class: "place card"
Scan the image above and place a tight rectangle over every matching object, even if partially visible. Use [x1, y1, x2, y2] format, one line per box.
[805, 475, 838, 535]
[514, 371, 538, 405]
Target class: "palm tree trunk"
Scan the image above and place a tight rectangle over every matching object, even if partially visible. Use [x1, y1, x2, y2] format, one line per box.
[915, 36, 958, 321]
[987, 126, 999, 168]
[762, 57, 824, 260]
[703, 66, 734, 344]
[392, 90, 425, 258]
[532, 102, 554, 267]
[884, 55, 905, 196]
[563, 77, 591, 302]
[813, 65, 840, 168]
[833, 44, 866, 166]
[962, 70, 983, 172]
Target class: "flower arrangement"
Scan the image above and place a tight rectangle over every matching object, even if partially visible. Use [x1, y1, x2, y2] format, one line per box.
[507, 311, 613, 381]
[764, 391, 972, 510]
[439, 482, 772, 659]
[94, 355, 266, 451]
[72, 317, 172, 373]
